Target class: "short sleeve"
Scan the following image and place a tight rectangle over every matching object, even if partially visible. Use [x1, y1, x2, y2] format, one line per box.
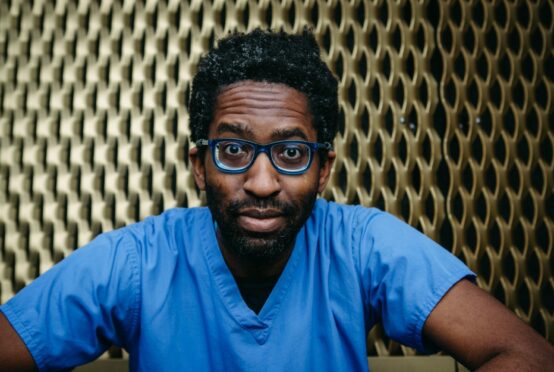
[357, 210, 475, 353]
[0, 230, 141, 371]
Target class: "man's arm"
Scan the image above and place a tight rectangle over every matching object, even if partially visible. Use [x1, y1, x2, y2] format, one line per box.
[0, 311, 37, 371]
[423, 279, 554, 371]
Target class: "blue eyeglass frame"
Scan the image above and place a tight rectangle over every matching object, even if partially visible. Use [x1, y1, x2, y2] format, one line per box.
[196, 138, 333, 175]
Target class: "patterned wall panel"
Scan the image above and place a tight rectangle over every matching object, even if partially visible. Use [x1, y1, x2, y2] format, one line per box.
[0, 0, 552, 359]
[435, 0, 554, 348]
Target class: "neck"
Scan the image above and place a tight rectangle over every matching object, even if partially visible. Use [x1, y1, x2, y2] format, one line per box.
[216, 231, 294, 280]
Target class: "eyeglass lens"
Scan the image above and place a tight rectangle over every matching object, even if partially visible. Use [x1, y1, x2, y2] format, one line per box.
[214, 140, 311, 171]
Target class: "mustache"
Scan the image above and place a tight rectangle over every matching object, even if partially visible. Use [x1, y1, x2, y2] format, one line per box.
[226, 198, 296, 216]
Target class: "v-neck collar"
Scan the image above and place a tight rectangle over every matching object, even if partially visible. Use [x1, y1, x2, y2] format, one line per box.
[200, 209, 304, 345]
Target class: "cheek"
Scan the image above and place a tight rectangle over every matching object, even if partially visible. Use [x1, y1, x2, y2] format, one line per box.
[282, 173, 320, 199]
[205, 170, 242, 196]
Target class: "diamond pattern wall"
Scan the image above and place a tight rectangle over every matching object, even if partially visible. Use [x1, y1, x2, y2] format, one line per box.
[0, 0, 552, 358]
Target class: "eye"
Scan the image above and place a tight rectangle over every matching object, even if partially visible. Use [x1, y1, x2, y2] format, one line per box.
[282, 146, 302, 160]
[220, 142, 247, 157]
[275, 143, 309, 165]
[218, 141, 252, 159]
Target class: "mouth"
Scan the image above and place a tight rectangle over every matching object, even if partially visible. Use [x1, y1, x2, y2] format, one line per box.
[236, 208, 285, 233]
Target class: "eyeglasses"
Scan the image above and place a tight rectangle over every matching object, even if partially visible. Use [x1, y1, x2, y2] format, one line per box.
[196, 138, 333, 175]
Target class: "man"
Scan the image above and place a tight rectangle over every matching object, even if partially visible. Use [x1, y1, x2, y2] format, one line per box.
[0, 29, 552, 371]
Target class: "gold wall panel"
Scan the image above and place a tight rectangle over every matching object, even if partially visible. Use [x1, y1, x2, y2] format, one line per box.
[0, 0, 552, 358]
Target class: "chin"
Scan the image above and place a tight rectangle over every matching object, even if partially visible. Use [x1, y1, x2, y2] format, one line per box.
[226, 232, 292, 263]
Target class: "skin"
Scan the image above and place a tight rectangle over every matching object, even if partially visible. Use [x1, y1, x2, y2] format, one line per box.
[1, 80, 552, 371]
[0, 311, 36, 371]
[423, 280, 554, 371]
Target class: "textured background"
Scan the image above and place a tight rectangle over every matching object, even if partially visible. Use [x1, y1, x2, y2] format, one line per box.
[0, 0, 552, 359]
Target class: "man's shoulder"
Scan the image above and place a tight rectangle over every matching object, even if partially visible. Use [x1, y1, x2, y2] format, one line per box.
[312, 198, 385, 224]
[128, 206, 210, 230]
[94, 207, 212, 246]
[311, 198, 419, 241]
[156, 205, 210, 218]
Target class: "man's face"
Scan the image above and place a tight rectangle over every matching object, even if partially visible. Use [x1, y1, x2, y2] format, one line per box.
[190, 81, 335, 263]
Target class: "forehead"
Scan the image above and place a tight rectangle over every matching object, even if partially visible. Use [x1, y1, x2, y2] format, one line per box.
[209, 81, 315, 140]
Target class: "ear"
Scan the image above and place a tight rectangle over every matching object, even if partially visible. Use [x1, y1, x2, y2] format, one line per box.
[189, 146, 206, 190]
[317, 150, 336, 193]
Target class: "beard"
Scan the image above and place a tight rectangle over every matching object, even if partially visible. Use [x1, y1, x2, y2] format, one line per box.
[205, 184, 318, 264]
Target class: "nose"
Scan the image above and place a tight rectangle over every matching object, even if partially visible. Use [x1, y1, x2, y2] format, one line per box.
[243, 152, 281, 198]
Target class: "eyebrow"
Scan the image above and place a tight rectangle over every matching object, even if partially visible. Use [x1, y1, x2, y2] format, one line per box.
[215, 123, 310, 142]
[270, 128, 309, 141]
[216, 122, 254, 136]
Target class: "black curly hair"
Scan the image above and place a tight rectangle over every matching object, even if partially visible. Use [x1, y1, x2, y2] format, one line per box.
[188, 28, 339, 146]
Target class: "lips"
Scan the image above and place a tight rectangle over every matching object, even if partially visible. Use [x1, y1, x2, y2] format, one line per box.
[237, 209, 285, 233]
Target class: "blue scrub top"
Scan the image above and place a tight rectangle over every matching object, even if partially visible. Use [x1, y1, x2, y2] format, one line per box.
[1, 199, 474, 371]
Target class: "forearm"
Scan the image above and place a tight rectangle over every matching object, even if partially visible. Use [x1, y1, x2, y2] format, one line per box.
[448, 321, 554, 372]
[0, 311, 37, 372]
[473, 347, 554, 372]
[424, 280, 554, 372]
